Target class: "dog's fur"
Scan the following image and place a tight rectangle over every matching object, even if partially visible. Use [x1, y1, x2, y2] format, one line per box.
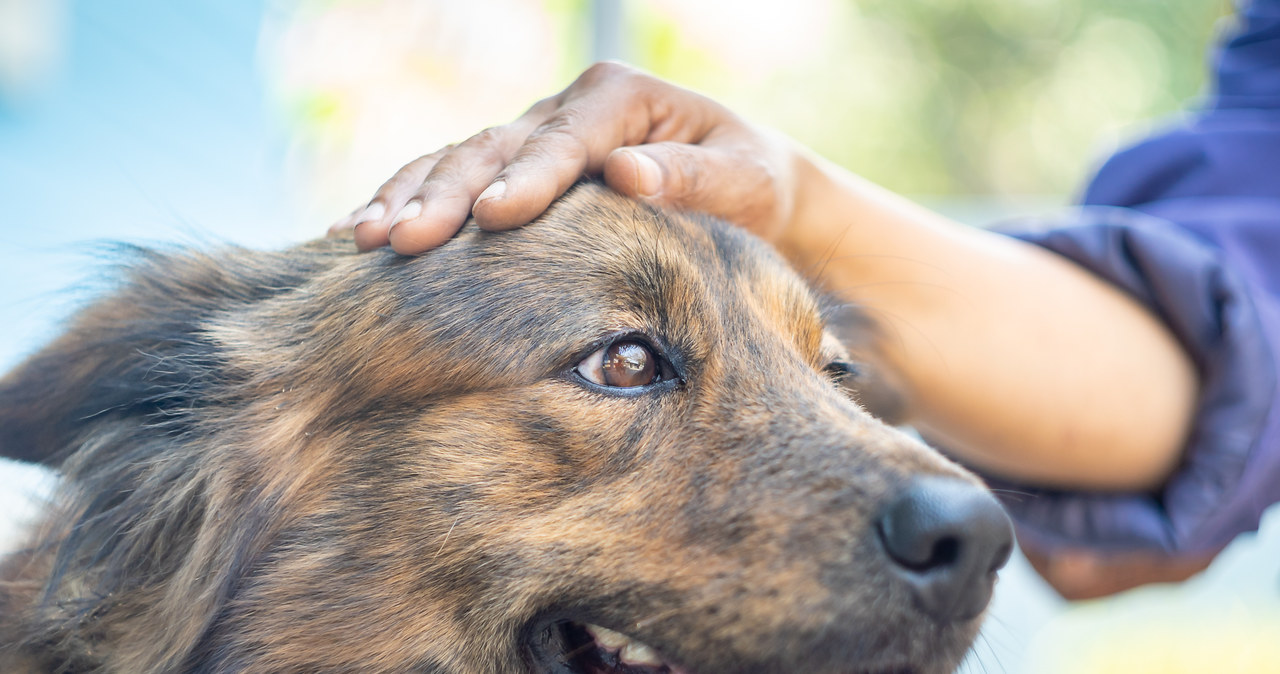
[0, 184, 986, 673]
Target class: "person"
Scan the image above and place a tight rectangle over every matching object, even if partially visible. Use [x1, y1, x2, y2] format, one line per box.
[332, 0, 1280, 600]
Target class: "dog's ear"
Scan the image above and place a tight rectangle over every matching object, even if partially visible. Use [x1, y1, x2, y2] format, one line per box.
[0, 248, 228, 466]
[0, 243, 341, 468]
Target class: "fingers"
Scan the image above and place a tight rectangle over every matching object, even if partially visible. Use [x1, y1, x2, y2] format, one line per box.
[337, 62, 752, 252]
[470, 70, 652, 229]
[470, 118, 600, 231]
[384, 99, 563, 253]
[344, 149, 450, 251]
[384, 127, 522, 253]
[472, 63, 724, 231]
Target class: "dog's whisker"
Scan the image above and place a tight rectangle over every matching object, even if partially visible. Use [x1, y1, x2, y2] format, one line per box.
[809, 222, 853, 283]
[972, 631, 1006, 674]
[630, 604, 688, 631]
[432, 516, 461, 559]
[824, 279, 978, 311]
[815, 252, 952, 275]
[836, 300, 951, 376]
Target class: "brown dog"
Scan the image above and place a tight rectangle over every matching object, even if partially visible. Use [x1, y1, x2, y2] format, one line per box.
[0, 183, 1011, 674]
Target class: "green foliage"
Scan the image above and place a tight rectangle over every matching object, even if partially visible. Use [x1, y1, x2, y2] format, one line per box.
[626, 0, 1231, 197]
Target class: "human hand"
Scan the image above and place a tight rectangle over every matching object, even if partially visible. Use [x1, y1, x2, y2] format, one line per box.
[1021, 545, 1217, 600]
[330, 62, 803, 254]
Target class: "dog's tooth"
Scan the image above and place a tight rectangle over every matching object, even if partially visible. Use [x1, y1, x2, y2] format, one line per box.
[584, 624, 630, 650]
[619, 640, 663, 666]
[583, 623, 666, 666]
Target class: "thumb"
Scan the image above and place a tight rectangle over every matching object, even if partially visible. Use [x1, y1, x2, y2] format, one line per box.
[602, 142, 783, 236]
[604, 146, 667, 200]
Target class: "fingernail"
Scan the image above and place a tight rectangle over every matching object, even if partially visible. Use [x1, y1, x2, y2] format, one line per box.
[625, 150, 662, 197]
[391, 201, 423, 227]
[475, 180, 506, 205]
[354, 201, 386, 225]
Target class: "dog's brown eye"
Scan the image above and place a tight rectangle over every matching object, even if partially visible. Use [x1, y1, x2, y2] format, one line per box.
[578, 340, 659, 388]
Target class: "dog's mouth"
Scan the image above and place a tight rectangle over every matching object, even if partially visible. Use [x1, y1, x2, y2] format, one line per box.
[527, 620, 690, 674]
[525, 619, 923, 674]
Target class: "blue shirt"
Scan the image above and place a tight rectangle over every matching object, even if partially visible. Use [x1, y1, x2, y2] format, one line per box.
[991, 0, 1280, 555]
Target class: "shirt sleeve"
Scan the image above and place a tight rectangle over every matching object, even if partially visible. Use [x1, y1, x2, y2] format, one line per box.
[985, 208, 1280, 556]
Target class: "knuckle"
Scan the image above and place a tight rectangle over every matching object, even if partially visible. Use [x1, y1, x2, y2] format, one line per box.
[745, 154, 779, 188]
[580, 60, 618, 81]
[576, 60, 636, 88]
[466, 126, 505, 149]
[526, 114, 589, 156]
[464, 126, 519, 169]
[377, 172, 417, 198]
[461, 127, 510, 163]
[525, 95, 560, 117]
[425, 143, 456, 159]
[374, 147, 455, 198]
[421, 157, 468, 193]
[534, 108, 581, 136]
[734, 155, 780, 204]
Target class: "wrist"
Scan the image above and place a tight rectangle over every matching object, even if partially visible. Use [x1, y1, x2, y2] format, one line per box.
[772, 147, 841, 269]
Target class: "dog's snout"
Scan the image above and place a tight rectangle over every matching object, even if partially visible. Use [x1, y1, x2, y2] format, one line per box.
[876, 476, 1013, 623]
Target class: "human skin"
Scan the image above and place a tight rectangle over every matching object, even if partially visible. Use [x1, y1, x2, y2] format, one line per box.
[333, 62, 1204, 595]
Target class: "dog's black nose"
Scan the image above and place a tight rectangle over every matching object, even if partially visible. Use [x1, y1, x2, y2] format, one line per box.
[876, 476, 1013, 623]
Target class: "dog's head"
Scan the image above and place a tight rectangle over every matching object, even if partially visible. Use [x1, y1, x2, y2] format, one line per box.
[0, 183, 1010, 674]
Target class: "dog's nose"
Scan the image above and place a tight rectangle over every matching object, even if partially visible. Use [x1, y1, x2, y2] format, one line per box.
[876, 476, 1013, 623]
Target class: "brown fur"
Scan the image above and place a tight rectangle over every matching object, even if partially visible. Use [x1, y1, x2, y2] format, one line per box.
[0, 183, 985, 673]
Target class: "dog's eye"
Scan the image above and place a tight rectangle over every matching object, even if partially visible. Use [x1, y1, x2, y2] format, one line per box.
[824, 359, 861, 383]
[578, 340, 660, 389]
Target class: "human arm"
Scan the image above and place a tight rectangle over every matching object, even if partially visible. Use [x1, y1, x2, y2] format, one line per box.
[779, 151, 1199, 491]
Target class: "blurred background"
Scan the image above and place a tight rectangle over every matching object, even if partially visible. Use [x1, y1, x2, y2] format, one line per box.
[2, 0, 1279, 671]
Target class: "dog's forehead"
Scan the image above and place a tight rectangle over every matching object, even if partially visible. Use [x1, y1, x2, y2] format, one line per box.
[362, 184, 828, 387]
[519, 184, 825, 344]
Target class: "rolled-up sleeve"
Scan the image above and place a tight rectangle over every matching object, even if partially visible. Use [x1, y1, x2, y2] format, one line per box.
[985, 208, 1280, 555]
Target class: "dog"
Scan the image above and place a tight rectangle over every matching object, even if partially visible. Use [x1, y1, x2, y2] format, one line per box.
[0, 182, 1011, 674]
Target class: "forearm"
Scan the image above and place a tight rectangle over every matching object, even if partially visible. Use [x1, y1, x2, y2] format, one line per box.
[779, 150, 1198, 491]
